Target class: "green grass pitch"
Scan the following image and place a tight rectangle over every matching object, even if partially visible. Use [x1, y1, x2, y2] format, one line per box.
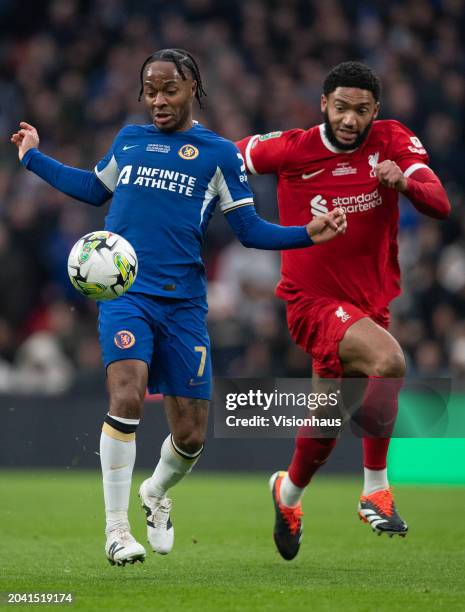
[1, 471, 464, 611]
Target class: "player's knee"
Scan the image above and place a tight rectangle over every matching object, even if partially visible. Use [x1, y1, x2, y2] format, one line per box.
[109, 382, 145, 418]
[172, 431, 205, 456]
[296, 434, 337, 452]
[372, 350, 406, 378]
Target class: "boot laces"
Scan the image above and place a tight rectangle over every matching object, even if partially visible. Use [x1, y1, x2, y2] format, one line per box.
[152, 498, 172, 529]
[367, 488, 394, 517]
[110, 528, 135, 545]
[280, 502, 303, 535]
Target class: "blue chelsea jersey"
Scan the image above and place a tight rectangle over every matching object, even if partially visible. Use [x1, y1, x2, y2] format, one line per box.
[94, 123, 254, 298]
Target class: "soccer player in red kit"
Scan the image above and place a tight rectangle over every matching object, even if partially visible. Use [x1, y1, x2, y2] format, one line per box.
[236, 62, 451, 560]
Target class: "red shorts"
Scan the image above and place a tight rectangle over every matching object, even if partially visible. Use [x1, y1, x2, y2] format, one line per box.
[285, 294, 390, 377]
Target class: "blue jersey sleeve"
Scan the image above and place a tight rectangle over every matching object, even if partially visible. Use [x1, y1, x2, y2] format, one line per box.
[94, 127, 128, 192]
[226, 205, 312, 249]
[214, 140, 311, 249]
[21, 148, 110, 206]
[215, 141, 254, 213]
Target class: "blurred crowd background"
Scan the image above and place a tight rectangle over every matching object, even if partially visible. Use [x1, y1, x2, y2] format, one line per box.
[0, 0, 464, 394]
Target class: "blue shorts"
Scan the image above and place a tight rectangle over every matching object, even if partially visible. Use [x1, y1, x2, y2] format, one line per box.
[98, 293, 211, 400]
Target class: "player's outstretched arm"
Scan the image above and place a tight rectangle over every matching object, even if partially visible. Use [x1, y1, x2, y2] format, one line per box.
[226, 205, 346, 250]
[375, 160, 451, 219]
[221, 139, 345, 250]
[11, 122, 110, 207]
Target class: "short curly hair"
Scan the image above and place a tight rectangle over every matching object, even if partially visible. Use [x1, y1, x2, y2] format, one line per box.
[323, 61, 381, 101]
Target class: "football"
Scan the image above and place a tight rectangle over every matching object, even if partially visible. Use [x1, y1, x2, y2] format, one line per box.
[67, 231, 138, 300]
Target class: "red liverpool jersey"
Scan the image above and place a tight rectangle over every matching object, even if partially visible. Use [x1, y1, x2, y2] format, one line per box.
[237, 120, 430, 314]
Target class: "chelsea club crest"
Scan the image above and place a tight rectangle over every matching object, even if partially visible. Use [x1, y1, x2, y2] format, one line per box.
[178, 144, 199, 160]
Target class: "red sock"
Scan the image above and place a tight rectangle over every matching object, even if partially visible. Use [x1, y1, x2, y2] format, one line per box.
[362, 437, 391, 470]
[288, 426, 337, 487]
[359, 377, 403, 470]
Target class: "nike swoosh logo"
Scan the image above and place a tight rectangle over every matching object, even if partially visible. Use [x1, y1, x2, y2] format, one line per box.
[189, 379, 207, 386]
[302, 169, 325, 180]
[122, 144, 139, 151]
[109, 464, 129, 470]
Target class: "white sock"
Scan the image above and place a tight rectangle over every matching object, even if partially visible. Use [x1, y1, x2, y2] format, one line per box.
[363, 467, 389, 495]
[280, 473, 304, 507]
[100, 417, 139, 534]
[145, 435, 202, 499]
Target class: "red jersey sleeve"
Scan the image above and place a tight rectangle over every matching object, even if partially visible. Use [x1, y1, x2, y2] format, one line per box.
[387, 120, 430, 176]
[387, 121, 450, 219]
[235, 130, 302, 175]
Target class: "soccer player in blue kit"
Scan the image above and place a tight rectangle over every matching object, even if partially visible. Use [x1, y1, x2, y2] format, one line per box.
[11, 49, 346, 566]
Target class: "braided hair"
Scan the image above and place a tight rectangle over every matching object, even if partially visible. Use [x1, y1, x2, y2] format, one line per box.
[138, 48, 207, 108]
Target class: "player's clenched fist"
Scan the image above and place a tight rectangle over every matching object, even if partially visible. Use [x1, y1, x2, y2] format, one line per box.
[306, 207, 347, 244]
[375, 160, 407, 192]
[10, 122, 40, 161]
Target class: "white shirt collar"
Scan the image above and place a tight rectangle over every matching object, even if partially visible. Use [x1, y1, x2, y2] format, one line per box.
[318, 123, 358, 154]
